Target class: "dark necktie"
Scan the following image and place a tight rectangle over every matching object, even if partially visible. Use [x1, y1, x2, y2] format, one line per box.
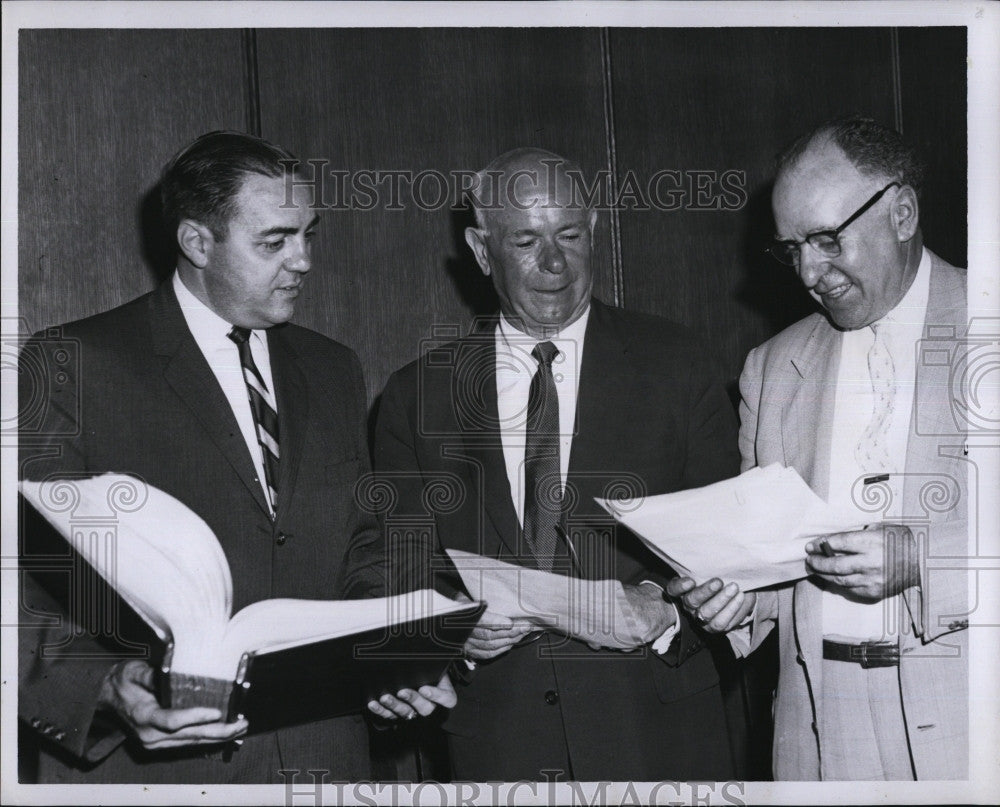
[228, 326, 280, 513]
[523, 341, 561, 570]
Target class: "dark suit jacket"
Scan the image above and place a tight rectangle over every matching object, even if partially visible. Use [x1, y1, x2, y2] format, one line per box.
[374, 298, 743, 781]
[18, 281, 385, 783]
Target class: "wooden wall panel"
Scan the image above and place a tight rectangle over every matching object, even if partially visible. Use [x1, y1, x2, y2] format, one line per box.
[609, 28, 898, 384]
[897, 27, 967, 270]
[254, 28, 611, 401]
[18, 29, 249, 333]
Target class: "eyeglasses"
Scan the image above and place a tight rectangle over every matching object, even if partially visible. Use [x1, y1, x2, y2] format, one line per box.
[767, 181, 901, 266]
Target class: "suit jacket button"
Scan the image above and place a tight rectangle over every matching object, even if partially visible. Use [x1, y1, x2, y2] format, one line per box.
[30, 717, 41, 729]
[276, 533, 287, 546]
[54, 731, 66, 741]
[41, 725, 54, 735]
[544, 690, 559, 705]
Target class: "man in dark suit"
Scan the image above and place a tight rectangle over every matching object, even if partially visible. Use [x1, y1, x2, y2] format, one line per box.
[374, 148, 744, 781]
[18, 131, 453, 783]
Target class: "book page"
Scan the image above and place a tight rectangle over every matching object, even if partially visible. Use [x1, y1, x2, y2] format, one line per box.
[19, 474, 232, 672]
[219, 589, 473, 679]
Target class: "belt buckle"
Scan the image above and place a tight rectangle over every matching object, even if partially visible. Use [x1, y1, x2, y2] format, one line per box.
[858, 640, 899, 668]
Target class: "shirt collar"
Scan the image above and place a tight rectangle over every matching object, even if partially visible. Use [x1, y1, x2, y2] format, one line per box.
[875, 247, 931, 329]
[497, 304, 591, 355]
[172, 271, 268, 351]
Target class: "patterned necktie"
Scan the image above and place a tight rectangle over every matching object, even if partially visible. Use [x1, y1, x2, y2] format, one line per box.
[228, 326, 280, 512]
[854, 322, 896, 472]
[523, 341, 561, 570]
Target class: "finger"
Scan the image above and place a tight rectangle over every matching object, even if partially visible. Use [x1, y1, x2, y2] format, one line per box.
[366, 700, 397, 721]
[665, 577, 696, 597]
[468, 628, 529, 645]
[399, 688, 437, 717]
[469, 624, 531, 640]
[123, 660, 158, 690]
[682, 578, 724, 610]
[696, 584, 741, 622]
[418, 684, 457, 710]
[805, 554, 861, 576]
[476, 612, 516, 630]
[140, 718, 247, 747]
[379, 693, 417, 720]
[145, 706, 226, 733]
[464, 638, 518, 656]
[705, 590, 745, 632]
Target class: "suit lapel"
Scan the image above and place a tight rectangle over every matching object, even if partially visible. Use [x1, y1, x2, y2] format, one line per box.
[568, 300, 630, 496]
[150, 283, 271, 517]
[786, 316, 841, 701]
[786, 317, 841, 498]
[455, 333, 522, 558]
[268, 327, 309, 521]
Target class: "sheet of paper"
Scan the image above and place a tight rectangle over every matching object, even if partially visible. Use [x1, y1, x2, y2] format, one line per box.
[446, 549, 646, 650]
[595, 464, 866, 590]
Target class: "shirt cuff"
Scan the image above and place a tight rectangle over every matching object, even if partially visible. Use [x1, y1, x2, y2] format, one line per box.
[638, 580, 681, 654]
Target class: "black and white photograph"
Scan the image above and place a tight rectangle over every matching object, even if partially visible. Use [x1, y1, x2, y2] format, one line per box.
[2, 2, 998, 805]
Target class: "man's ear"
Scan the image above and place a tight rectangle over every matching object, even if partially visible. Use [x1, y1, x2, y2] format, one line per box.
[891, 185, 919, 242]
[464, 226, 491, 277]
[176, 219, 215, 269]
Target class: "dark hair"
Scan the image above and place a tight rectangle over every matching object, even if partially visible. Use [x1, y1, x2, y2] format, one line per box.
[777, 116, 925, 198]
[160, 131, 298, 242]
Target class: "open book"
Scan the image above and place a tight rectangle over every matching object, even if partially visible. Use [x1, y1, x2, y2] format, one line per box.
[20, 473, 481, 729]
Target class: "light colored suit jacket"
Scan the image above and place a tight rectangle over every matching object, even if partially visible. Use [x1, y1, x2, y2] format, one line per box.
[737, 250, 969, 780]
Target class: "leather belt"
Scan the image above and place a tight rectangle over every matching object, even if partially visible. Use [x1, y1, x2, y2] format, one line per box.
[822, 639, 899, 668]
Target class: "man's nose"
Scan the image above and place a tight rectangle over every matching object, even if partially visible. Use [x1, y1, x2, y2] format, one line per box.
[286, 237, 312, 273]
[796, 246, 827, 289]
[540, 238, 567, 274]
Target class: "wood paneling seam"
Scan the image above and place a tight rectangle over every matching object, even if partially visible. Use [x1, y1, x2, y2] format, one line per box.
[600, 28, 624, 308]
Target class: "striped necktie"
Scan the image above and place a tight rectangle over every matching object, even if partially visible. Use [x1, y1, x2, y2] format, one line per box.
[228, 326, 280, 512]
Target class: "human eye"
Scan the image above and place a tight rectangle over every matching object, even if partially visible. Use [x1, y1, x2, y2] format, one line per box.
[559, 230, 582, 242]
[262, 237, 286, 253]
[514, 237, 536, 249]
[809, 232, 840, 254]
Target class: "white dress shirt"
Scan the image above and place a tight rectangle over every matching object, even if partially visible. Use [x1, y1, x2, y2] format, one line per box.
[822, 247, 932, 640]
[494, 307, 679, 652]
[173, 272, 277, 514]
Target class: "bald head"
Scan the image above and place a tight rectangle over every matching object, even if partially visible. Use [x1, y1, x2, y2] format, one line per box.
[465, 148, 597, 338]
[772, 126, 921, 330]
[470, 147, 590, 233]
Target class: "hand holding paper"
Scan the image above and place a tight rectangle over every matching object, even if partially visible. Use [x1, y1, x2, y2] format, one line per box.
[446, 550, 655, 651]
[596, 464, 866, 591]
[666, 577, 756, 635]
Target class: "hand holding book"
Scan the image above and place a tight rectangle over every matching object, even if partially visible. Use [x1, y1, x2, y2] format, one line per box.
[98, 660, 249, 751]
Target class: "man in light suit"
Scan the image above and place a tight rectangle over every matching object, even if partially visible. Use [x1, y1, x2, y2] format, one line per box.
[18, 131, 453, 783]
[669, 117, 968, 780]
[374, 148, 746, 781]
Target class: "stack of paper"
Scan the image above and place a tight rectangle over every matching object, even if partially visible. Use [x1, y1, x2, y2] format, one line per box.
[596, 464, 865, 590]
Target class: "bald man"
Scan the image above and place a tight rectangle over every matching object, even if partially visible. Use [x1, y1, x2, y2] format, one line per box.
[374, 149, 745, 781]
[669, 117, 969, 780]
